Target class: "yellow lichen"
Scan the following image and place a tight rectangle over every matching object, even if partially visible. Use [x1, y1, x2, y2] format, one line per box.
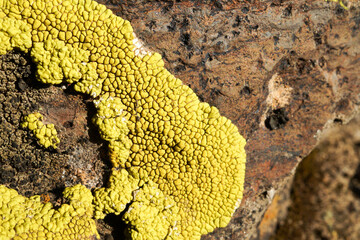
[21, 112, 60, 149]
[1, 0, 247, 239]
[93, 169, 138, 219]
[31, 37, 98, 88]
[92, 97, 132, 168]
[0, 184, 99, 239]
[0, 17, 31, 55]
[122, 181, 181, 240]
[325, 0, 349, 10]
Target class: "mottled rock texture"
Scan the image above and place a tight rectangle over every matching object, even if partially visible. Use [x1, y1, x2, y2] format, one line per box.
[0, 0, 359, 239]
[270, 114, 360, 240]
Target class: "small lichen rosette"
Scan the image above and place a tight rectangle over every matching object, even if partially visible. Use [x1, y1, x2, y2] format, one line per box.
[0, 0, 247, 239]
[0, 184, 99, 239]
[21, 112, 60, 149]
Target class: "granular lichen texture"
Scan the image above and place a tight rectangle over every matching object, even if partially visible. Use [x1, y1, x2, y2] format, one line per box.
[0, 0, 247, 239]
[0, 184, 98, 239]
[21, 112, 60, 149]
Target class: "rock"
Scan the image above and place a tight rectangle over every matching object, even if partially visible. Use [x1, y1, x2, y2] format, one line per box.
[0, 52, 108, 198]
[270, 115, 360, 240]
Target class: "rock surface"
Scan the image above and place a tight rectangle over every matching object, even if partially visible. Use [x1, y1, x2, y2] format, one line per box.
[0, 0, 359, 239]
[269, 114, 360, 240]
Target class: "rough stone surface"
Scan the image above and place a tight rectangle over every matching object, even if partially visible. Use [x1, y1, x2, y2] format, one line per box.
[0, 51, 108, 200]
[0, 0, 359, 239]
[270, 114, 360, 240]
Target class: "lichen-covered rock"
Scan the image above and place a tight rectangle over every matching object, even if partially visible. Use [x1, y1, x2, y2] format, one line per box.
[93, 97, 132, 168]
[0, 0, 246, 238]
[0, 184, 99, 239]
[324, 0, 349, 10]
[122, 181, 181, 240]
[0, 17, 31, 55]
[31, 38, 98, 87]
[21, 112, 60, 149]
[93, 169, 138, 219]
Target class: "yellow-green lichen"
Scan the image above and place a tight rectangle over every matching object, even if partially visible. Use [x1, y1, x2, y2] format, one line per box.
[31, 37, 99, 88]
[325, 0, 349, 10]
[0, 17, 31, 55]
[93, 169, 138, 219]
[122, 181, 181, 240]
[21, 112, 60, 149]
[0, 184, 99, 240]
[92, 97, 132, 168]
[0, 0, 247, 239]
